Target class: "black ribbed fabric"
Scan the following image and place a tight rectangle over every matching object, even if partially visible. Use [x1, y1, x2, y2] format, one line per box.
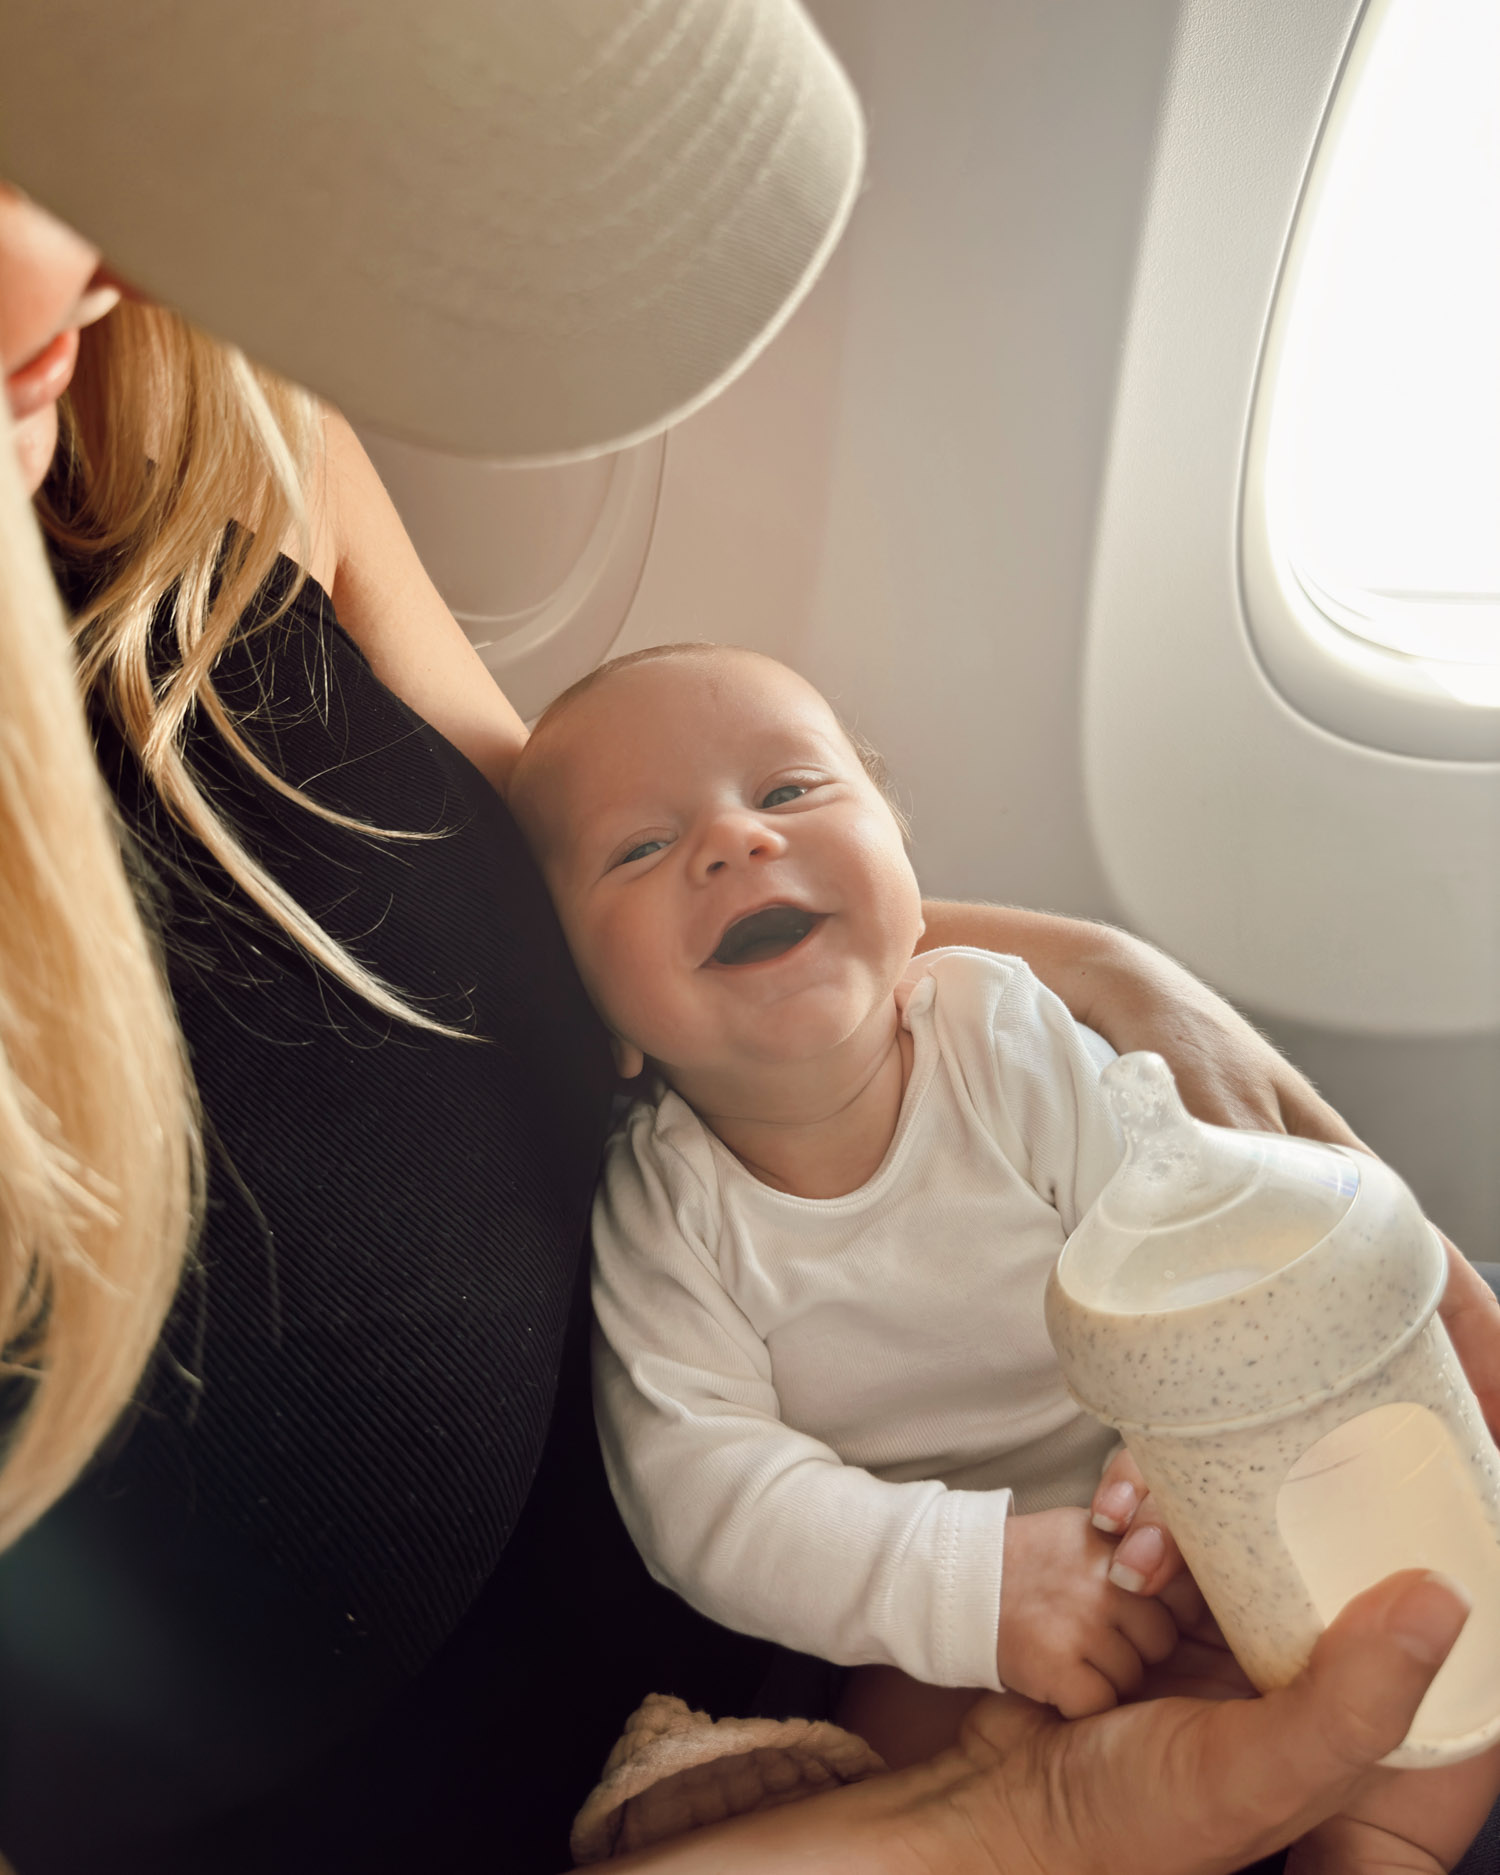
[105, 562, 615, 1660]
[0, 565, 777, 1870]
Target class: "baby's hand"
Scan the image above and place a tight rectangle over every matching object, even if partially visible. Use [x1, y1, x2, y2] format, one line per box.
[1091, 1447, 1198, 1616]
[996, 1506, 1179, 1716]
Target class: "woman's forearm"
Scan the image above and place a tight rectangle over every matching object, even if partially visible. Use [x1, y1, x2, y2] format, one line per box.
[918, 900, 1130, 1031]
[600, 1746, 991, 1875]
[917, 899, 1363, 1146]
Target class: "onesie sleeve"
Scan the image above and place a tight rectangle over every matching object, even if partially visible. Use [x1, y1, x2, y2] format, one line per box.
[591, 1104, 1011, 1691]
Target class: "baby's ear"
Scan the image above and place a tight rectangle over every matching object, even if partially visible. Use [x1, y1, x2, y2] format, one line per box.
[611, 1036, 647, 1081]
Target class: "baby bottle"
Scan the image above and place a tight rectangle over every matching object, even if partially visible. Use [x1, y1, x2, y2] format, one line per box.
[1044, 1052, 1500, 1766]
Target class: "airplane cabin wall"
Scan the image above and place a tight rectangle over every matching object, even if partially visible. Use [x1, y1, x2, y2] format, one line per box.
[371, 1, 1498, 1253]
[609, 0, 1178, 925]
[606, 0, 1500, 1255]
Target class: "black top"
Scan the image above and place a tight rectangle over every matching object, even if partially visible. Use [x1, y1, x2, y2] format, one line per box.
[0, 565, 769, 1873]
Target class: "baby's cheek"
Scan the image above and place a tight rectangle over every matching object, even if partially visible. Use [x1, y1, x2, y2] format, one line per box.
[585, 933, 680, 1062]
[562, 916, 635, 1036]
[863, 850, 924, 952]
[578, 951, 639, 1043]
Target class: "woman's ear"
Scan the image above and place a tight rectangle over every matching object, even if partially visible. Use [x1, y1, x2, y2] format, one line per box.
[611, 1035, 646, 1081]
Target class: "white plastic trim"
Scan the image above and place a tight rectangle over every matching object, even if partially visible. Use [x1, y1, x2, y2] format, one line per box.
[1083, 0, 1500, 1033]
[359, 431, 665, 722]
[460, 439, 665, 722]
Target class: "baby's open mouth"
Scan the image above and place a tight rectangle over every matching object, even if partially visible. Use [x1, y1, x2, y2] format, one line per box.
[711, 905, 821, 967]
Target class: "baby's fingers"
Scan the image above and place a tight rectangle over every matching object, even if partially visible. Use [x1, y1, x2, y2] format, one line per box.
[1053, 1653, 1127, 1719]
[1112, 1582, 1179, 1668]
[1087, 1626, 1150, 1706]
[1107, 1495, 1188, 1599]
[1091, 1454, 1192, 1600]
[1091, 1447, 1147, 1534]
[1158, 1567, 1211, 1637]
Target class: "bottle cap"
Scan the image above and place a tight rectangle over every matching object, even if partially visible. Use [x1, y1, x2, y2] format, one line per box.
[1046, 1054, 1444, 1429]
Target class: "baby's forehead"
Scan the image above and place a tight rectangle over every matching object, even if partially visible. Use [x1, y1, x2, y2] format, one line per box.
[559, 652, 828, 752]
[522, 649, 847, 828]
[620, 649, 836, 731]
[593, 645, 783, 707]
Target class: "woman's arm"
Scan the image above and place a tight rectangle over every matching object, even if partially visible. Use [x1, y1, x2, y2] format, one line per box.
[918, 901, 1364, 1147]
[318, 409, 530, 793]
[590, 1572, 1472, 1875]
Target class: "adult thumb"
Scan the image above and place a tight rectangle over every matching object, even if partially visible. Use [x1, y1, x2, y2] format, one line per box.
[1195, 1570, 1472, 1856]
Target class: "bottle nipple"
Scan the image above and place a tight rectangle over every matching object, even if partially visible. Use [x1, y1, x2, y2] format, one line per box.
[1105, 1052, 1202, 1175]
[1099, 1052, 1260, 1231]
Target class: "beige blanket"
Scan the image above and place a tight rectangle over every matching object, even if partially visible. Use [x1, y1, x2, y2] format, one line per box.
[571, 1694, 886, 1864]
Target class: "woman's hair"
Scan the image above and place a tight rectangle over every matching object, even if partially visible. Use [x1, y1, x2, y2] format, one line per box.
[0, 304, 467, 1542]
[0, 394, 198, 1547]
[36, 302, 449, 1032]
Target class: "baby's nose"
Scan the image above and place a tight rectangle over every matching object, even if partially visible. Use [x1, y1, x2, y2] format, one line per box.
[696, 809, 785, 876]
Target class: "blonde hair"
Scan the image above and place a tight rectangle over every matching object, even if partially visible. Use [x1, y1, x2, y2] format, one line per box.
[0, 303, 472, 1544]
[0, 392, 197, 1548]
[38, 303, 451, 1032]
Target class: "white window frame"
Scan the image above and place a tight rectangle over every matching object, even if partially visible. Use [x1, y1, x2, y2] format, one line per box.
[1240, 0, 1500, 763]
[1082, 0, 1500, 1035]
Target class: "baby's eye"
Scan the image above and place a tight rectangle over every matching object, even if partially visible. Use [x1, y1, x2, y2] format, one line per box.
[618, 838, 667, 866]
[760, 784, 808, 809]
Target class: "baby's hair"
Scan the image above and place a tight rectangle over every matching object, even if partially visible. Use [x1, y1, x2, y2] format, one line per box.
[526, 642, 911, 836]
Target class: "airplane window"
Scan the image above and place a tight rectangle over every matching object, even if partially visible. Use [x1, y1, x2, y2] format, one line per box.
[1244, 0, 1500, 754]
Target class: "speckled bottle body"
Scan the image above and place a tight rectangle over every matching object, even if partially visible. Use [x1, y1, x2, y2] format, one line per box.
[1124, 1316, 1500, 1764]
[1047, 1152, 1500, 1768]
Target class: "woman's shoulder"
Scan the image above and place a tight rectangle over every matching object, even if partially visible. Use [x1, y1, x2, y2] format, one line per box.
[307, 410, 529, 792]
[278, 408, 340, 597]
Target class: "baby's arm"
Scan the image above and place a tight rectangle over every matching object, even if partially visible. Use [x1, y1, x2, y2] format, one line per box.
[593, 1128, 1017, 1691]
[596, 1135, 1188, 1712]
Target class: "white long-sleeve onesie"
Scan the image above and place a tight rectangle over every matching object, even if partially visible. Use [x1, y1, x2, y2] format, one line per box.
[591, 948, 1123, 1692]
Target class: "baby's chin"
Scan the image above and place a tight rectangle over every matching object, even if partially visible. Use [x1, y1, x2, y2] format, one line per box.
[695, 999, 905, 1078]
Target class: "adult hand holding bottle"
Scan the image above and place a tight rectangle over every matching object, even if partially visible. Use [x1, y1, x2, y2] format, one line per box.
[598, 1573, 1476, 1874]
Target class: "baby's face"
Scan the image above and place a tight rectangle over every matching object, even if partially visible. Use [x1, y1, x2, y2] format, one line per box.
[513, 651, 923, 1091]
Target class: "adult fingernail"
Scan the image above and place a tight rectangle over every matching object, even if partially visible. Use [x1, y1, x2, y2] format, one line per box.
[1092, 1481, 1137, 1533]
[1388, 1572, 1473, 1665]
[1109, 1524, 1165, 1592]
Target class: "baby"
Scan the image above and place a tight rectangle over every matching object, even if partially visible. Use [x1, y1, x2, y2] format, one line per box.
[509, 642, 1185, 1758]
